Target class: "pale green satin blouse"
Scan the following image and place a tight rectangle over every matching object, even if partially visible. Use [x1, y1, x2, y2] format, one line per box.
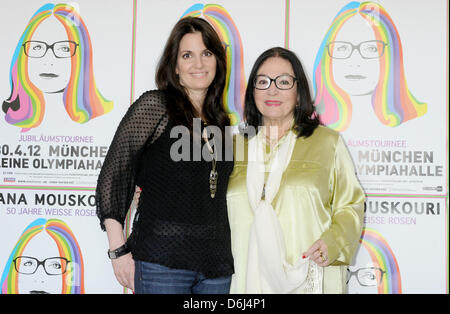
[227, 125, 365, 294]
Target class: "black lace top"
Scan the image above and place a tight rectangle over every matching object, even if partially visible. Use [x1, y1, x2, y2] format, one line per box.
[96, 90, 234, 278]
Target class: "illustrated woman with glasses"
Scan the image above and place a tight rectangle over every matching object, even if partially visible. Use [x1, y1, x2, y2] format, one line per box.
[347, 228, 401, 294]
[2, 3, 113, 131]
[313, 2, 426, 132]
[227, 47, 365, 293]
[1, 218, 84, 294]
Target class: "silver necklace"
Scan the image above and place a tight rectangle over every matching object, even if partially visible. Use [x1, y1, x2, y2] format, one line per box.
[203, 127, 218, 198]
[209, 152, 218, 198]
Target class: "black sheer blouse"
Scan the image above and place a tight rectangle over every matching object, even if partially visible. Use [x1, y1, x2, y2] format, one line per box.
[95, 90, 234, 278]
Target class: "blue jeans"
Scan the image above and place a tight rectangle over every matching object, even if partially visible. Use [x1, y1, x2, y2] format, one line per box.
[134, 260, 231, 294]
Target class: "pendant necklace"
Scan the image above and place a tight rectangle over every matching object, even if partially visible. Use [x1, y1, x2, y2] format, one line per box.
[209, 147, 218, 198]
[203, 126, 218, 198]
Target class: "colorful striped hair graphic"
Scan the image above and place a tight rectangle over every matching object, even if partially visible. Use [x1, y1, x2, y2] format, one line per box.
[1, 218, 84, 294]
[2, 4, 52, 130]
[3, 3, 113, 131]
[45, 219, 84, 294]
[360, 227, 402, 294]
[312, 1, 426, 131]
[181, 3, 246, 125]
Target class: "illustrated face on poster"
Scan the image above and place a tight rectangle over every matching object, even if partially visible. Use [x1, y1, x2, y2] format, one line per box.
[348, 246, 388, 294]
[0, 218, 84, 294]
[26, 17, 72, 94]
[2, 3, 113, 132]
[348, 228, 402, 294]
[330, 15, 380, 96]
[16, 231, 63, 294]
[313, 1, 427, 131]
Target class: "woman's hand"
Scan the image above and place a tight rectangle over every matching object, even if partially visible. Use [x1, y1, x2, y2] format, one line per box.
[111, 253, 135, 290]
[104, 218, 135, 290]
[303, 239, 329, 267]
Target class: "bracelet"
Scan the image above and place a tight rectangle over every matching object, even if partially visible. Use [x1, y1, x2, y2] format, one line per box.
[107, 243, 130, 259]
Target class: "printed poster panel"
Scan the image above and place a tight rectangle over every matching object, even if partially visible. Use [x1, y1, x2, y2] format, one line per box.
[290, 0, 447, 195]
[348, 196, 447, 293]
[134, 0, 286, 127]
[0, 0, 133, 293]
[0, 0, 132, 189]
[0, 190, 123, 293]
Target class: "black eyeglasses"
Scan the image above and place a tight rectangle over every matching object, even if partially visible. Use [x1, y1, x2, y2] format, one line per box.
[22, 40, 79, 58]
[13, 256, 71, 275]
[346, 267, 386, 287]
[326, 40, 387, 59]
[253, 74, 297, 90]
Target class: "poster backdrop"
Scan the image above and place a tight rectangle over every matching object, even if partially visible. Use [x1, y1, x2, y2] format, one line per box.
[0, 0, 448, 294]
[290, 0, 448, 293]
[0, 0, 132, 293]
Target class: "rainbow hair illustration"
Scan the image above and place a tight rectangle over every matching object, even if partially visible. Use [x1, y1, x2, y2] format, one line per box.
[360, 227, 401, 294]
[1, 218, 84, 294]
[313, 1, 427, 131]
[3, 3, 113, 132]
[181, 3, 246, 125]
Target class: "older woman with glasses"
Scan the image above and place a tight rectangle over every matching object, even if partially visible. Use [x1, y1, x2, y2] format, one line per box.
[227, 47, 365, 294]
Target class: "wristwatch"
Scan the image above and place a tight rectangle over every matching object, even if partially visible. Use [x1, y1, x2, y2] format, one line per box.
[107, 244, 130, 259]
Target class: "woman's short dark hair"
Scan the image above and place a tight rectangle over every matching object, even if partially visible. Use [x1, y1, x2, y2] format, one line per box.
[244, 47, 320, 138]
[156, 17, 230, 131]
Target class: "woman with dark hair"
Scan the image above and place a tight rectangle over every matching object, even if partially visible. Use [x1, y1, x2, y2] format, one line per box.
[96, 17, 234, 294]
[227, 47, 365, 293]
